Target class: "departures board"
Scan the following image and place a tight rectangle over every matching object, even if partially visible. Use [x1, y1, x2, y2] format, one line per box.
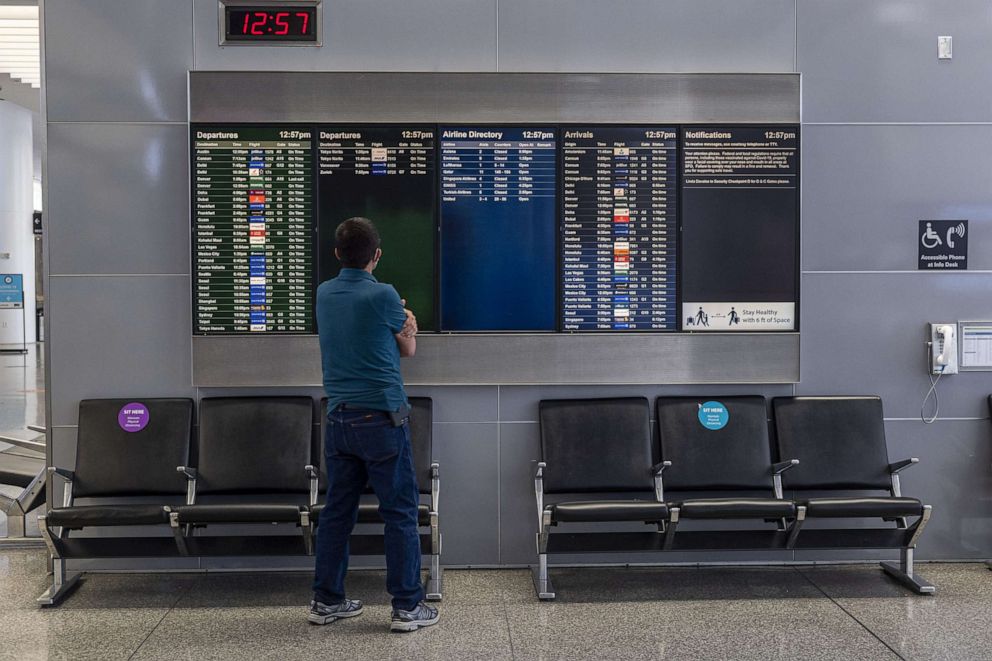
[190, 123, 799, 335]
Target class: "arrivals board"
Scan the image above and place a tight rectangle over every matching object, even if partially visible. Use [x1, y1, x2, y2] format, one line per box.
[192, 127, 315, 334]
[438, 127, 557, 331]
[561, 127, 678, 331]
[317, 126, 436, 330]
[681, 126, 799, 331]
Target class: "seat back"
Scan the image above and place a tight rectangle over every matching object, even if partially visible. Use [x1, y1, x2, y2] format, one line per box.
[319, 397, 433, 494]
[197, 397, 315, 495]
[73, 398, 194, 497]
[539, 397, 653, 494]
[772, 396, 891, 490]
[656, 396, 773, 491]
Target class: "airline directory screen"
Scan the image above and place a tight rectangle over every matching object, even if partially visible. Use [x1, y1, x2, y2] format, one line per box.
[190, 123, 799, 335]
[438, 127, 557, 331]
[561, 127, 678, 331]
[317, 126, 436, 330]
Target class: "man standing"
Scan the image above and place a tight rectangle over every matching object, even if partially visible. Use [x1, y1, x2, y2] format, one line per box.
[309, 217, 439, 632]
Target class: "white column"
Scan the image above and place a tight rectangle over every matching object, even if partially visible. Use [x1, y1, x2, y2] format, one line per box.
[0, 101, 36, 344]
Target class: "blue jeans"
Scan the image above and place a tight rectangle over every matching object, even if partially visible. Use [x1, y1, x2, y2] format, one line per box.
[312, 408, 424, 611]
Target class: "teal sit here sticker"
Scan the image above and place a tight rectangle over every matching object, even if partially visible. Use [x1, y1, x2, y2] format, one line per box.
[698, 401, 729, 430]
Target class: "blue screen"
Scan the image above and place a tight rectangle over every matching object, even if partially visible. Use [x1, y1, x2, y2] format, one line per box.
[439, 127, 557, 331]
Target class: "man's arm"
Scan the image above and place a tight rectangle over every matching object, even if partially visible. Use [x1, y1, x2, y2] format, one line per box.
[394, 332, 416, 357]
[379, 287, 417, 357]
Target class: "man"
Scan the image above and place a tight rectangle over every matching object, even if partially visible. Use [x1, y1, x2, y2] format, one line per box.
[309, 217, 439, 633]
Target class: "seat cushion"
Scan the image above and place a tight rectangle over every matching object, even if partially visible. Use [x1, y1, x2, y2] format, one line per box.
[549, 500, 668, 523]
[310, 502, 431, 526]
[46, 504, 170, 529]
[802, 497, 923, 518]
[0, 449, 44, 488]
[675, 498, 796, 520]
[176, 503, 304, 525]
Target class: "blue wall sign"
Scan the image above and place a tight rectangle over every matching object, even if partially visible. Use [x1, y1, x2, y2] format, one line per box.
[698, 401, 729, 430]
[0, 274, 23, 309]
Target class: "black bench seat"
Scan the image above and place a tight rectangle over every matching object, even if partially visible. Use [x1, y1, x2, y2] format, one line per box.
[47, 504, 171, 528]
[549, 500, 668, 523]
[674, 498, 796, 520]
[311, 501, 432, 526]
[801, 496, 924, 519]
[176, 503, 306, 525]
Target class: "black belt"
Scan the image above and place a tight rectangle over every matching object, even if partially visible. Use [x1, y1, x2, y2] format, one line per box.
[335, 403, 410, 427]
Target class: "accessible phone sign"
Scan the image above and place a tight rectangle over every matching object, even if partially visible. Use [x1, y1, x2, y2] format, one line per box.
[919, 220, 968, 270]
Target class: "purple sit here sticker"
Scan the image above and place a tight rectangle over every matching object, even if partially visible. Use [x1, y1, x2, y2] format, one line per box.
[118, 402, 149, 433]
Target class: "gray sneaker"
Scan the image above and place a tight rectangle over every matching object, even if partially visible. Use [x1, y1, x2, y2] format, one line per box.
[390, 601, 439, 632]
[308, 598, 364, 625]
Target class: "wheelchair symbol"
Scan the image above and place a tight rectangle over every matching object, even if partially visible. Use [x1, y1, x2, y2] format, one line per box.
[921, 222, 942, 249]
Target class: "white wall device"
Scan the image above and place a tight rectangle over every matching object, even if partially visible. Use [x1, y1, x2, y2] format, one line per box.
[930, 323, 958, 375]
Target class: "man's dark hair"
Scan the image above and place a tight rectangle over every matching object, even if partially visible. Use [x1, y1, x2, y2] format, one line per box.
[335, 217, 381, 269]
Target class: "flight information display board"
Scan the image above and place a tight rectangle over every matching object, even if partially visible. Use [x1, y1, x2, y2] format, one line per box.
[681, 126, 798, 331]
[317, 127, 436, 330]
[561, 127, 678, 331]
[439, 127, 557, 331]
[192, 126, 314, 334]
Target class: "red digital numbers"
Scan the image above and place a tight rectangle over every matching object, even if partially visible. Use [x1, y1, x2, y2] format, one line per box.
[274, 12, 290, 35]
[250, 11, 267, 35]
[230, 7, 314, 38]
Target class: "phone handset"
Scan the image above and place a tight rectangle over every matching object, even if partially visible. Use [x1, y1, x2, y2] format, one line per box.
[929, 323, 957, 374]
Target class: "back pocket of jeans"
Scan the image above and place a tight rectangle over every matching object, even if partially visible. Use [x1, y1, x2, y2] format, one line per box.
[349, 420, 400, 462]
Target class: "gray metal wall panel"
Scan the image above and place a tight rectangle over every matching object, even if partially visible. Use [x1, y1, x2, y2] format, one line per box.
[192, 0, 497, 72]
[46, 124, 191, 275]
[798, 0, 992, 122]
[798, 272, 992, 419]
[192, 334, 801, 386]
[497, 0, 796, 73]
[498, 422, 540, 565]
[48, 276, 194, 426]
[434, 422, 500, 565]
[404, 386, 499, 423]
[802, 125, 992, 272]
[887, 419, 992, 559]
[188, 72, 801, 124]
[44, 0, 193, 122]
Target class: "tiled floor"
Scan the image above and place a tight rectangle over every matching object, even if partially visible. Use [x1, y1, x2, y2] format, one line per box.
[0, 551, 990, 660]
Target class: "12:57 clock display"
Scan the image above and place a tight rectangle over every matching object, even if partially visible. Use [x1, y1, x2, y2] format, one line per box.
[224, 5, 318, 43]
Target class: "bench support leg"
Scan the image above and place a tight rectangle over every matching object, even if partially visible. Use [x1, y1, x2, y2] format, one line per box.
[424, 551, 443, 602]
[880, 548, 935, 594]
[532, 553, 555, 600]
[37, 557, 80, 606]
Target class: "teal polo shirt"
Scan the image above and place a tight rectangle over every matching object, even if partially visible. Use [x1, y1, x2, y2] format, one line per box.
[316, 268, 409, 412]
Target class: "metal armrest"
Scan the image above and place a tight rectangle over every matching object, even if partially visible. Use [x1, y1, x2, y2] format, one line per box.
[651, 461, 671, 502]
[47, 466, 74, 481]
[771, 460, 798, 500]
[430, 462, 440, 512]
[889, 458, 919, 474]
[305, 465, 319, 506]
[47, 467, 74, 508]
[27, 424, 46, 434]
[177, 466, 197, 505]
[534, 461, 547, 531]
[0, 434, 45, 453]
[772, 459, 799, 475]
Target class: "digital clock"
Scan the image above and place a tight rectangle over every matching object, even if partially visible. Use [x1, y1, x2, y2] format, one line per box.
[220, 1, 321, 45]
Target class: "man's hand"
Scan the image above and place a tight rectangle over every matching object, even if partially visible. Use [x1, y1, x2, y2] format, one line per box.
[399, 299, 418, 338]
